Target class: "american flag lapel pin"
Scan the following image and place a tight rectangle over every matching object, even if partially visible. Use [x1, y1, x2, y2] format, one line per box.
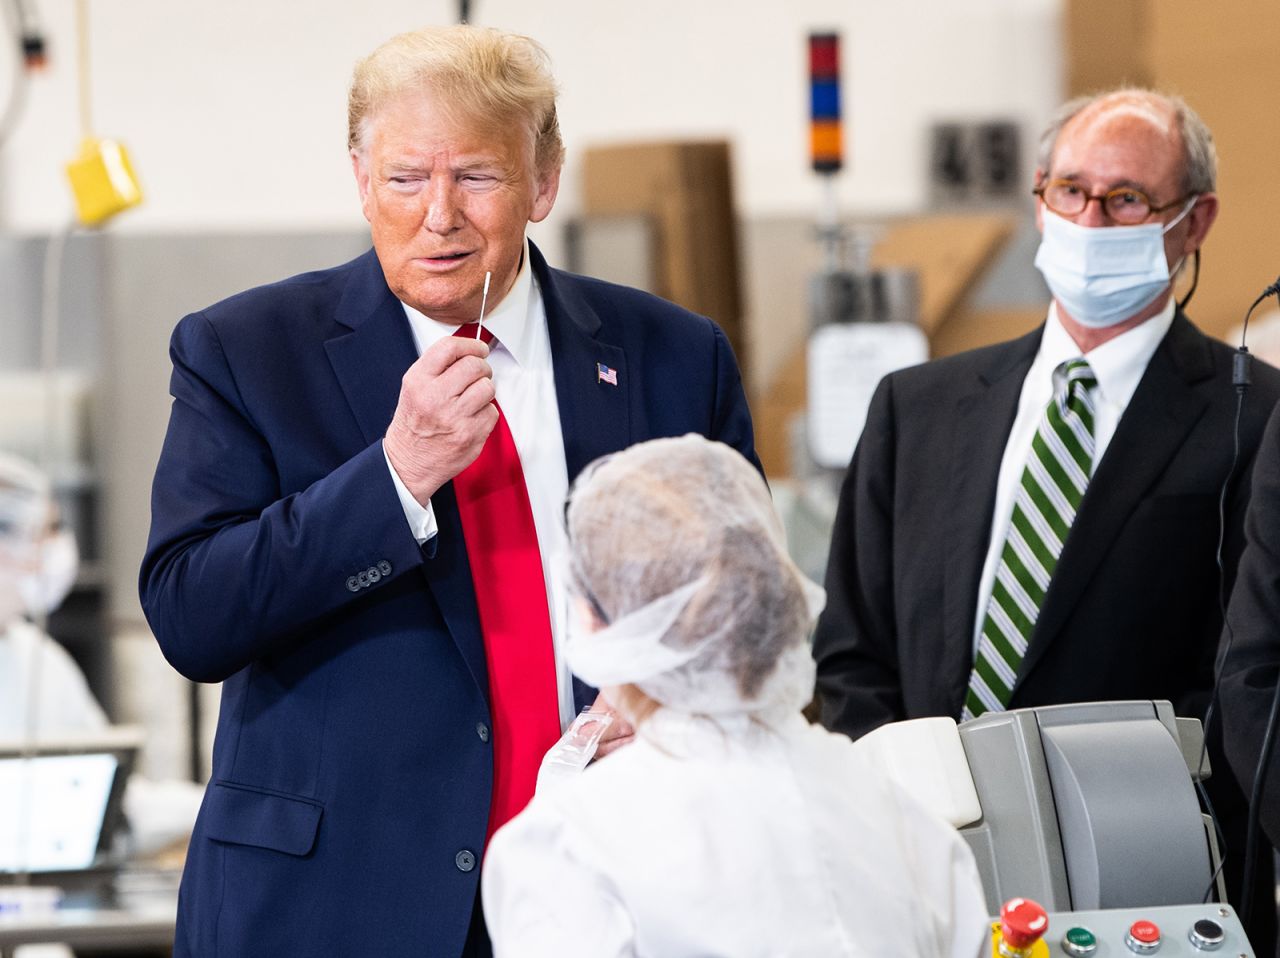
[596, 362, 618, 386]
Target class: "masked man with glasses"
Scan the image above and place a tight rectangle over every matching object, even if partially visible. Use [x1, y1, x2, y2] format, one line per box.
[813, 88, 1280, 951]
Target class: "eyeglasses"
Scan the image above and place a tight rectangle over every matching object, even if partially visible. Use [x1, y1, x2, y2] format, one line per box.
[1033, 179, 1195, 226]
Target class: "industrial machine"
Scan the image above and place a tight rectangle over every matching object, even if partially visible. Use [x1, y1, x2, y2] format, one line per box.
[991, 898, 1250, 957]
[854, 701, 1255, 956]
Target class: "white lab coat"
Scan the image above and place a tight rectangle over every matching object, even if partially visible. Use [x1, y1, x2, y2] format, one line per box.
[0, 617, 204, 857]
[0, 618, 108, 736]
[0, 619, 108, 958]
[482, 708, 989, 958]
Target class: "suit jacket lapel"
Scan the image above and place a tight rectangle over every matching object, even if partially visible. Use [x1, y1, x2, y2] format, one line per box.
[941, 331, 1040, 707]
[529, 243, 631, 482]
[530, 243, 630, 710]
[322, 250, 490, 697]
[1018, 312, 1214, 685]
[324, 251, 417, 446]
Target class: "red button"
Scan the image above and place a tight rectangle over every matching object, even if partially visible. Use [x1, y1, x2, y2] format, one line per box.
[1128, 920, 1160, 943]
[1001, 898, 1049, 948]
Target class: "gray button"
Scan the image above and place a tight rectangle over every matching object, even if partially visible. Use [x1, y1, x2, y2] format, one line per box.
[455, 849, 476, 872]
[345, 576, 360, 592]
[377, 560, 392, 576]
[476, 722, 490, 743]
[368, 567, 381, 584]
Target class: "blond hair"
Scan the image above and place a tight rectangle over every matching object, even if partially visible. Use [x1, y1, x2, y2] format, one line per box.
[348, 24, 565, 177]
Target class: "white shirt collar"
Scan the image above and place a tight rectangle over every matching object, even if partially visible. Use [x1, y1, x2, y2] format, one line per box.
[399, 238, 536, 367]
[1039, 296, 1176, 409]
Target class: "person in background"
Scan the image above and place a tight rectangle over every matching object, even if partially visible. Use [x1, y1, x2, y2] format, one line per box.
[811, 87, 1280, 951]
[0, 457, 85, 958]
[1222, 406, 1280, 927]
[0, 452, 203, 958]
[482, 434, 988, 958]
[0, 452, 105, 735]
[139, 24, 755, 958]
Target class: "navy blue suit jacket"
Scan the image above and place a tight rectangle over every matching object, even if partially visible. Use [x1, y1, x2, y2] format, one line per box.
[139, 243, 757, 957]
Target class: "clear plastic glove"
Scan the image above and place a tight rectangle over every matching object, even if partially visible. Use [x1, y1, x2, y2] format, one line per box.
[535, 708, 614, 793]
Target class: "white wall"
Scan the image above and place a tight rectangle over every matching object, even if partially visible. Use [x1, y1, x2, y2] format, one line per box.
[1, 0, 1063, 253]
[0, 0, 1064, 758]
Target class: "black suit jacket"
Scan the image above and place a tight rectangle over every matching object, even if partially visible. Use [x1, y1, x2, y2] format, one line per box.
[1222, 403, 1280, 845]
[814, 311, 1280, 739]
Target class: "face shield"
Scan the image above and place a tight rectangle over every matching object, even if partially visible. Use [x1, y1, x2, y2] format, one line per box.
[0, 454, 79, 623]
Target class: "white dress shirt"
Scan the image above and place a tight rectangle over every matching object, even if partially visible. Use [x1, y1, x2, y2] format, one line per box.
[383, 242, 577, 727]
[482, 708, 989, 958]
[971, 298, 1177, 649]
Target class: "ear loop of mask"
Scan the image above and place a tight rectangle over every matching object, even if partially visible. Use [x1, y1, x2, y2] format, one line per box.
[1167, 196, 1200, 312]
[563, 575, 715, 688]
[1178, 249, 1201, 312]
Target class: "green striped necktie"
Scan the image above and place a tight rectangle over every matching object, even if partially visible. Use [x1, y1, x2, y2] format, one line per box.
[962, 358, 1098, 721]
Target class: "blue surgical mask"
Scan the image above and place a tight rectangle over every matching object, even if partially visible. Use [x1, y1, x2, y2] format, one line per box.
[1034, 201, 1195, 329]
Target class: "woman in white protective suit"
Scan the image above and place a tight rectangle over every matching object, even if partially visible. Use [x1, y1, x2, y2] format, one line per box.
[0, 453, 204, 875]
[0, 452, 105, 735]
[481, 434, 988, 958]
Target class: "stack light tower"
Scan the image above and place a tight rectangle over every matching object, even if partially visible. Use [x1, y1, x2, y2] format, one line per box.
[809, 32, 844, 273]
[804, 31, 925, 473]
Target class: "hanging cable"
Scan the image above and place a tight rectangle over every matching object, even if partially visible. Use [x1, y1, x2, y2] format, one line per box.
[17, 0, 44, 68]
[1191, 275, 1280, 909]
[14, 216, 76, 888]
[0, 0, 31, 150]
[1196, 380, 1246, 905]
[1230, 276, 1280, 925]
[74, 0, 89, 139]
[16, 0, 86, 889]
[64, 0, 142, 227]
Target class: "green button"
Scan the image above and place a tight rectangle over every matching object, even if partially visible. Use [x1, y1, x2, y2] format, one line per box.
[1062, 926, 1097, 956]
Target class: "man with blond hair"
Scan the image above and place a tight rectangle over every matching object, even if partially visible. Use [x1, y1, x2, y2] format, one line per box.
[813, 88, 1280, 950]
[141, 24, 755, 958]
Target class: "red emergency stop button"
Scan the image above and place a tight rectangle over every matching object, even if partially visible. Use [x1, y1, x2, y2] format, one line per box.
[1125, 919, 1161, 953]
[1000, 897, 1048, 953]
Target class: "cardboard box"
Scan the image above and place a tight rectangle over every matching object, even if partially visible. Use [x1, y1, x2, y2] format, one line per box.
[582, 141, 747, 378]
[1065, 0, 1152, 96]
[1066, 0, 1280, 343]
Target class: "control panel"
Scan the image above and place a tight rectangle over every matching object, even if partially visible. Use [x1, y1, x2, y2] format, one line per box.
[990, 900, 1252, 956]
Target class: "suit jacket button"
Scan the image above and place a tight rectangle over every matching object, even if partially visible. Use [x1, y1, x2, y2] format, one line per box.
[345, 576, 360, 592]
[377, 560, 392, 576]
[368, 566, 382, 583]
[455, 849, 476, 872]
[476, 722, 490, 743]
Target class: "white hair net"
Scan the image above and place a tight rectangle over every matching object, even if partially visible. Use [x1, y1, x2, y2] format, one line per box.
[562, 434, 825, 717]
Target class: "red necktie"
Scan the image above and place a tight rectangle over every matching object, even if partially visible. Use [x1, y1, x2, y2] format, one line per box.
[450, 323, 560, 837]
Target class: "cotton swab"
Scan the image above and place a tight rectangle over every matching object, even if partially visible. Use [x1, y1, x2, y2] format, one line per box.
[476, 271, 491, 338]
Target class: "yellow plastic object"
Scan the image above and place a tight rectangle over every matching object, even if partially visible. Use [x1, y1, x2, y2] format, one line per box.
[65, 137, 143, 226]
[989, 922, 1051, 958]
